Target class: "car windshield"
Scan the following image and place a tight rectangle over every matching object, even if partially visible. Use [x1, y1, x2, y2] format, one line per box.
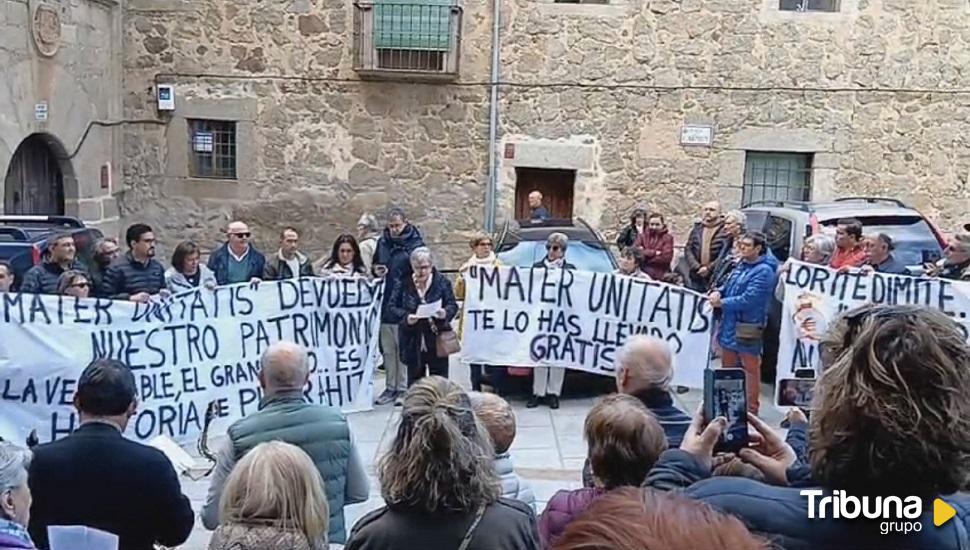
[497, 241, 616, 272]
[820, 215, 943, 265]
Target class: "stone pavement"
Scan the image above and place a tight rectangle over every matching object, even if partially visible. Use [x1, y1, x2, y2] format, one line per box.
[176, 361, 784, 549]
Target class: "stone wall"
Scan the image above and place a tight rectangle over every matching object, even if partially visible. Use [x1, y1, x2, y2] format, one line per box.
[0, 0, 122, 233]
[122, 0, 970, 267]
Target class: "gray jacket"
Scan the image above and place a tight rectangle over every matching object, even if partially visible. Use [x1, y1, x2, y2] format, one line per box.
[164, 265, 217, 294]
[495, 452, 536, 512]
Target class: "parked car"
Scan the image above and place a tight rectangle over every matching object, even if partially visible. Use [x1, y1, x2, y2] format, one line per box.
[741, 197, 948, 382]
[0, 215, 104, 290]
[486, 218, 617, 395]
[494, 217, 618, 272]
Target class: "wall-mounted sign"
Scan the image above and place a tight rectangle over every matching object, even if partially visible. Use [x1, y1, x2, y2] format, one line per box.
[100, 162, 112, 190]
[504, 143, 516, 160]
[34, 102, 49, 121]
[681, 125, 714, 147]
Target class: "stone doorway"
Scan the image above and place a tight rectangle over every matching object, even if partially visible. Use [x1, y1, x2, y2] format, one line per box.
[3, 134, 68, 215]
[513, 167, 575, 220]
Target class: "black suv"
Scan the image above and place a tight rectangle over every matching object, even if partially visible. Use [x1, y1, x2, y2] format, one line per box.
[0, 215, 104, 290]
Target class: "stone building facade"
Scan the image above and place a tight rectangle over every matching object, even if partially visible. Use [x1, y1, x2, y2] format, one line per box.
[0, 0, 123, 233]
[121, 0, 970, 265]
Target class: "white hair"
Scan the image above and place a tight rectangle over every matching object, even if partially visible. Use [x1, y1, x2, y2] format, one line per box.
[0, 442, 31, 502]
[546, 232, 569, 250]
[724, 210, 747, 229]
[260, 341, 309, 391]
[615, 336, 674, 390]
[410, 247, 433, 267]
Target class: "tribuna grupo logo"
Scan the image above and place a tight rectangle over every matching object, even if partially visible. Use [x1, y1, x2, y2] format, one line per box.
[801, 490, 957, 535]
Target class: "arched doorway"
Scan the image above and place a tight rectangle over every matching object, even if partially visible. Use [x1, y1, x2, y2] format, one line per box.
[3, 134, 67, 215]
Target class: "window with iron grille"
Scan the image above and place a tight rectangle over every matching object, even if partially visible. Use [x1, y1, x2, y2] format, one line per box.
[742, 152, 812, 207]
[374, 0, 454, 71]
[188, 120, 237, 179]
[779, 0, 840, 12]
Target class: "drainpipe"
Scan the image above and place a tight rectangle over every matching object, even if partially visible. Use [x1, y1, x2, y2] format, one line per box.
[483, 0, 501, 233]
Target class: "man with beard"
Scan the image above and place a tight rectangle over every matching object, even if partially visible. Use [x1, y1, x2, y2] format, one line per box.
[372, 208, 426, 405]
[683, 201, 729, 292]
[101, 223, 167, 302]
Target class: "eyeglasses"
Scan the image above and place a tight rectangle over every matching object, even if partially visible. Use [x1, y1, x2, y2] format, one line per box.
[231, 232, 251, 239]
[548, 246, 562, 252]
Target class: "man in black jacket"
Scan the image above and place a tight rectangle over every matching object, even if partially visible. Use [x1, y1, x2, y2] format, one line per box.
[19, 232, 87, 295]
[27, 358, 195, 550]
[263, 227, 314, 280]
[682, 201, 729, 292]
[100, 224, 166, 302]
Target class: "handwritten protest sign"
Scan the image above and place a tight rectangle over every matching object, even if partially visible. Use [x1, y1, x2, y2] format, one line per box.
[461, 266, 713, 388]
[776, 261, 970, 406]
[0, 278, 383, 445]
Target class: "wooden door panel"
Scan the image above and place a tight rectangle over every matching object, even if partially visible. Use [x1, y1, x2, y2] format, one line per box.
[514, 167, 575, 220]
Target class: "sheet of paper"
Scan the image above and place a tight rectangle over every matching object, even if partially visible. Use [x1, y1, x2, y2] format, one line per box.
[148, 434, 197, 474]
[415, 299, 442, 319]
[49, 525, 119, 550]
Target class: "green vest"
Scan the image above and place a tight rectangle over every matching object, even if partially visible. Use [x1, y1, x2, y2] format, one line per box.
[227, 391, 353, 543]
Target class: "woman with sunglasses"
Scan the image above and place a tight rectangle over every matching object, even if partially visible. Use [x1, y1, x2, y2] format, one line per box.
[55, 270, 92, 299]
[455, 233, 504, 392]
[528, 233, 576, 410]
[926, 232, 970, 281]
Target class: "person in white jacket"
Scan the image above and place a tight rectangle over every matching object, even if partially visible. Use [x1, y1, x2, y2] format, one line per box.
[468, 391, 537, 512]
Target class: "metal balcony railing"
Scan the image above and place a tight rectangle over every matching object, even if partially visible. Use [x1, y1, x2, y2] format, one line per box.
[353, 1, 463, 80]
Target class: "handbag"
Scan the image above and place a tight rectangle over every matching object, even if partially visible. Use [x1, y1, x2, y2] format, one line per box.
[735, 322, 764, 346]
[436, 326, 462, 358]
[458, 504, 487, 550]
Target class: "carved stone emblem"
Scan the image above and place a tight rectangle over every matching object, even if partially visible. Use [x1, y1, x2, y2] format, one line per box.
[32, 4, 61, 57]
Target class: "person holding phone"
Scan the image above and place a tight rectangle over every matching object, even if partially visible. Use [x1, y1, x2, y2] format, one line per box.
[708, 232, 776, 414]
[925, 231, 970, 281]
[371, 208, 426, 406]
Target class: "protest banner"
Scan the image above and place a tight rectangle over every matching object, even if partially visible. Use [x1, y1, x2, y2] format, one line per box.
[461, 266, 713, 388]
[0, 277, 383, 445]
[776, 261, 970, 406]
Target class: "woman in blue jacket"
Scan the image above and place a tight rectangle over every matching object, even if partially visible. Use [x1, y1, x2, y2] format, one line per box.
[709, 231, 776, 414]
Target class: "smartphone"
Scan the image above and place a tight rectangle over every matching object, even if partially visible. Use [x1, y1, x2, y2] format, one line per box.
[777, 378, 816, 408]
[703, 368, 748, 453]
[794, 369, 816, 379]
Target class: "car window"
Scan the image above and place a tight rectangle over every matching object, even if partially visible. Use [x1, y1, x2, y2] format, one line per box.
[765, 215, 794, 262]
[497, 241, 616, 272]
[743, 210, 769, 233]
[820, 215, 943, 265]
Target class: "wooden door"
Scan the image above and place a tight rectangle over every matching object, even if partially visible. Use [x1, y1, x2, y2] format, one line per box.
[514, 167, 575, 220]
[4, 135, 65, 215]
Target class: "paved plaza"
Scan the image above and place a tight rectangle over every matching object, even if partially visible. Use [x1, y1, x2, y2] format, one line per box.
[177, 361, 784, 549]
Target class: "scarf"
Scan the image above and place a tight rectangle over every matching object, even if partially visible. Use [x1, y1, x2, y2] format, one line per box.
[413, 273, 434, 299]
[545, 257, 565, 269]
[460, 252, 497, 272]
[0, 518, 33, 549]
[699, 220, 722, 267]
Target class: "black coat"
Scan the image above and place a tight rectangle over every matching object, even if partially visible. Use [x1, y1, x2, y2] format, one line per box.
[19, 260, 87, 295]
[388, 270, 458, 367]
[373, 224, 426, 322]
[615, 224, 643, 250]
[100, 252, 166, 299]
[27, 423, 195, 550]
[346, 499, 541, 550]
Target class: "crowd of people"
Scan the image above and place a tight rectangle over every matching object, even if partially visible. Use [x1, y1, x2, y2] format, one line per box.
[3, 304, 969, 549]
[2, 199, 970, 549]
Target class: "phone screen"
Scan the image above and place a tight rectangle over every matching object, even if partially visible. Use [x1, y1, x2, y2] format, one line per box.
[705, 369, 748, 452]
[777, 378, 816, 408]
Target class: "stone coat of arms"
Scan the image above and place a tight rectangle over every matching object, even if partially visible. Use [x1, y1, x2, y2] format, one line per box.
[32, 3, 61, 57]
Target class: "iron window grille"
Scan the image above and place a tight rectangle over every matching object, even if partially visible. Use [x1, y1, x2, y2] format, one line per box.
[353, 1, 462, 78]
[779, 0, 840, 12]
[188, 120, 237, 180]
[742, 152, 813, 207]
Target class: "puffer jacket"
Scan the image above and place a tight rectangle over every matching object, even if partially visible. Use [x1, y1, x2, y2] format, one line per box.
[208, 523, 326, 550]
[537, 487, 608, 549]
[644, 450, 970, 550]
[716, 253, 776, 356]
[101, 252, 166, 299]
[19, 260, 87, 295]
[372, 224, 425, 323]
[495, 452, 536, 512]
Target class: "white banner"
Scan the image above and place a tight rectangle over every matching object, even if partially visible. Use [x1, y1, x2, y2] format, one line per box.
[0, 278, 383, 445]
[776, 261, 970, 406]
[460, 266, 714, 389]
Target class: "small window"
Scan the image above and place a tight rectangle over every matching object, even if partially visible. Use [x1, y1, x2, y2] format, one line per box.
[742, 152, 812, 207]
[779, 0, 840, 12]
[188, 119, 237, 179]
